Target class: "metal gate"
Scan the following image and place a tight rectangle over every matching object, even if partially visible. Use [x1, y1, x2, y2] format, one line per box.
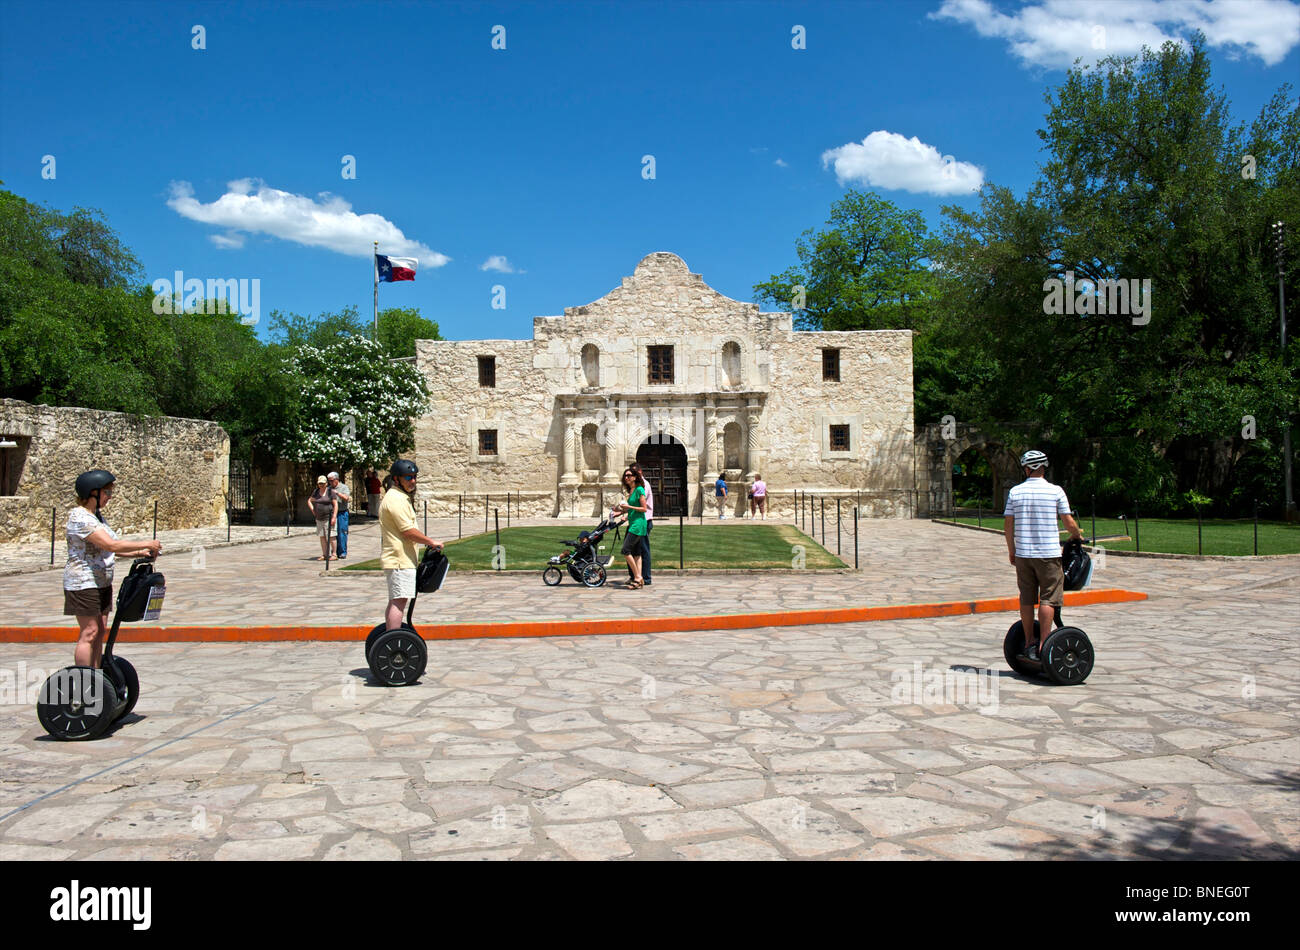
[228, 459, 253, 523]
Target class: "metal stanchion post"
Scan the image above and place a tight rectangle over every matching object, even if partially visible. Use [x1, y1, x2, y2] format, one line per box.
[1134, 507, 1140, 553]
[1197, 505, 1202, 556]
[854, 506, 858, 569]
[679, 510, 684, 569]
[837, 499, 841, 555]
[153, 500, 158, 540]
[50, 507, 56, 565]
[458, 493, 462, 539]
[424, 500, 428, 537]
[1254, 499, 1259, 555]
[494, 509, 500, 569]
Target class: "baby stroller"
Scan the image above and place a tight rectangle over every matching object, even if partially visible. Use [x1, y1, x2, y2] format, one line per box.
[543, 512, 625, 587]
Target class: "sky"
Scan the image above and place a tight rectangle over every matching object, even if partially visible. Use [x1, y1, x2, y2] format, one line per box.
[2, 0, 1298, 341]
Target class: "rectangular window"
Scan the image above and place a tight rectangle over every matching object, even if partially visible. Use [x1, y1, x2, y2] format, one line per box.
[829, 424, 849, 452]
[478, 355, 496, 387]
[647, 345, 674, 384]
[478, 429, 498, 456]
[822, 348, 840, 382]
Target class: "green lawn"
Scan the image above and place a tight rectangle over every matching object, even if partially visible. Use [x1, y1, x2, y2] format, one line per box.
[342, 523, 849, 571]
[946, 514, 1300, 556]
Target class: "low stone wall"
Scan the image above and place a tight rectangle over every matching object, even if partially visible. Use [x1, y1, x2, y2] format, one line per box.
[0, 399, 230, 544]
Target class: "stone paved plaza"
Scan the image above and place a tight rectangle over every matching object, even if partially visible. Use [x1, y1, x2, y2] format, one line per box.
[0, 521, 1295, 860]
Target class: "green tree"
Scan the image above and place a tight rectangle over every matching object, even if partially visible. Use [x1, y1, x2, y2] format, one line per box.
[753, 189, 941, 332]
[376, 306, 442, 357]
[933, 35, 1298, 514]
[266, 334, 429, 472]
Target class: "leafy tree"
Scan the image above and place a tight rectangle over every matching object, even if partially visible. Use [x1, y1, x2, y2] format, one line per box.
[932, 35, 1297, 514]
[753, 189, 941, 332]
[377, 306, 442, 357]
[266, 334, 429, 472]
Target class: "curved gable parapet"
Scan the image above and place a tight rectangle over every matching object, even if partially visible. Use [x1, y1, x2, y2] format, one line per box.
[561, 250, 769, 320]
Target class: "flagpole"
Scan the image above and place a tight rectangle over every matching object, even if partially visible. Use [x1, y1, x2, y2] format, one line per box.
[373, 241, 379, 341]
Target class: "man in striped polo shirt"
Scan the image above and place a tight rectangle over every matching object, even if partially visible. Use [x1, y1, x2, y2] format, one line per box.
[1004, 450, 1084, 659]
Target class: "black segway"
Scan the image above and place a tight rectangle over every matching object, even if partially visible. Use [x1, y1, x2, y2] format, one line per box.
[1003, 538, 1095, 685]
[364, 547, 449, 686]
[37, 558, 163, 740]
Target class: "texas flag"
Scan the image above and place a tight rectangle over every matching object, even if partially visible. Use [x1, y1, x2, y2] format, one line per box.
[375, 254, 417, 282]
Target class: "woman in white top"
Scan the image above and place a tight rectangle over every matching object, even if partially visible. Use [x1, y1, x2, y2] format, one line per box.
[65, 470, 161, 668]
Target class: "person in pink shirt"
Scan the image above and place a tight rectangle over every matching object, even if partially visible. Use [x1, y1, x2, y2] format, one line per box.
[750, 475, 768, 520]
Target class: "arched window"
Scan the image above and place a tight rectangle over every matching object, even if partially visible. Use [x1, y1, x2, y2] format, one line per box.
[581, 344, 600, 387]
[722, 341, 741, 387]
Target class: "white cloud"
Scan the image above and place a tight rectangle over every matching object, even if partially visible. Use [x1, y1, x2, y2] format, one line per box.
[480, 255, 515, 273]
[821, 131, 983, 195]
[774, 158, 789, 168]
[930, 0, 1300, 69]
[210, 231, 245, 249]
[166, 179, 450, 268]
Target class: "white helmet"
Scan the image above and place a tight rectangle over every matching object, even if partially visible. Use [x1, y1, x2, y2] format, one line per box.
[1019, 450, 1048, 470]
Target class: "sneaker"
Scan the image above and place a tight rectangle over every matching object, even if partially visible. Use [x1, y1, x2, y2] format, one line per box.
[1023, 641, 1040, 660]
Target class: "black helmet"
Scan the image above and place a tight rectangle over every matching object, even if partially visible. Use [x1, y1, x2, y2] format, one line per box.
[75, 469, 115, 499]
[75, 469, 115, 523]
[390, 459, 418, 478]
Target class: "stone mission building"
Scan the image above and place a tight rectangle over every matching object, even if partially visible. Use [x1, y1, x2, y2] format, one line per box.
[412, 253, 914, 519]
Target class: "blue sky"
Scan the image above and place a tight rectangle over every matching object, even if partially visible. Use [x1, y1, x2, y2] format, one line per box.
[3, 0, 1297, 341]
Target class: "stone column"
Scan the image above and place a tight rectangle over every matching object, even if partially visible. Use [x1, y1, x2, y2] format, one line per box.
[745, 401, 761, 478]
[559, 406, 578, 485]
[600, 414, 618, 480]
[702, 406, 718, 481]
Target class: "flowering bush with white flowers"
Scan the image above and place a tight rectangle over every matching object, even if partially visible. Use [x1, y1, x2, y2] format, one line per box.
[265, 334, 428, 471]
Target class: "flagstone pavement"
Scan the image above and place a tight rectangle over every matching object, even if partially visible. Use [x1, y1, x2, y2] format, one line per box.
[0, 519, 1295, 860]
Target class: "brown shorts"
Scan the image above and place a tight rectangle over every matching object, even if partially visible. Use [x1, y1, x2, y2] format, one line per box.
[1016, 557, 1064, 607]
[64, 586, 112, 616]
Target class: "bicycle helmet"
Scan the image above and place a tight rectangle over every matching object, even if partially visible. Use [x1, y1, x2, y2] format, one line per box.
[390, 460, 418, 478]
[1019, 450, 1048, 470]
[74, 469, 116, 523]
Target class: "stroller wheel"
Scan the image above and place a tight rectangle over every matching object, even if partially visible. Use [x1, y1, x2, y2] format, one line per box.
[581, 562, 606, 587]
[543, 566, 563, 586]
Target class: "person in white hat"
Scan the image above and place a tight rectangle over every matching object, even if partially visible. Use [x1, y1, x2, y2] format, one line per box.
[309, 475, 337, 561]
[327, 471, 351, 559]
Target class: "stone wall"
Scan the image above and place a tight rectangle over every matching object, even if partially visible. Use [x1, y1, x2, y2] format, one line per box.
[412, 253, 916, 517]
[0, 399, 229, 543]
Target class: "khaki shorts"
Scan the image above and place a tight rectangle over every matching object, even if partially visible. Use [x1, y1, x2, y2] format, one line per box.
[315, 518, 332, 538]
[386, 568, 416, 600]
[64, 586, 111, 616]
[1016, 557, 1064, 607]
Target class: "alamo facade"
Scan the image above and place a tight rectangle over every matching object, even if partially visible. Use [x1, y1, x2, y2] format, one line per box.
[412, 252, 915, 519]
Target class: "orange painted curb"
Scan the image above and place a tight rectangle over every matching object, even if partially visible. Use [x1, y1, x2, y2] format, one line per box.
[0, 588, 1146, 643]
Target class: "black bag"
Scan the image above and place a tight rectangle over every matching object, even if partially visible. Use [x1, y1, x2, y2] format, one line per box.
[1062, 538, 1093, 591]
[115, 559, 166, 622]
[416, 548, 449, 593]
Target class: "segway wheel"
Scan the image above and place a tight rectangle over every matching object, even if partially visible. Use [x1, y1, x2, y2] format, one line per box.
[1003, 620, 1040, 676]
[581, 562, 607, 588]
[542, 566, 563, 586]
[105, 656, 139, 720]
[369, 627, 427, 686]
[364, 622, 387, 662]
[1041, 627, 1094, 685]
[37, 667, 120, 741]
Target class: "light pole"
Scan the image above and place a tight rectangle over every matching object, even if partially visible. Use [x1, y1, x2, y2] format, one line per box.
[1273, 221, 1295, 521]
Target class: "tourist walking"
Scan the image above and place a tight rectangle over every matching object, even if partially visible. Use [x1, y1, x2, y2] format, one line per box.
[750, 475, 768, 519]
[714, 474, 728, 519]
[365, 469, 383, 517]
[379, 459, 443, 632]
[630, 461, 653, 585]
[64, 470, 162, 667]
[1003, 450, 1084, 659]
[615, 468, 647, 589]
[327, 471, 351, 559]
[309, 475, 337, 561]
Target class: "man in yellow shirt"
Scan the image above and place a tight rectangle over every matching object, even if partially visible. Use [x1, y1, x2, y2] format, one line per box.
[379, 459, 443, 631]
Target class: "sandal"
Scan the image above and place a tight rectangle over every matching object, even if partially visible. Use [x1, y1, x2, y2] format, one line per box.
[627, 579, 643, 589]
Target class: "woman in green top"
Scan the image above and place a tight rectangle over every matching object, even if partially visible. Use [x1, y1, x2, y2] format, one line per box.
[616, 468, 648, 589]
